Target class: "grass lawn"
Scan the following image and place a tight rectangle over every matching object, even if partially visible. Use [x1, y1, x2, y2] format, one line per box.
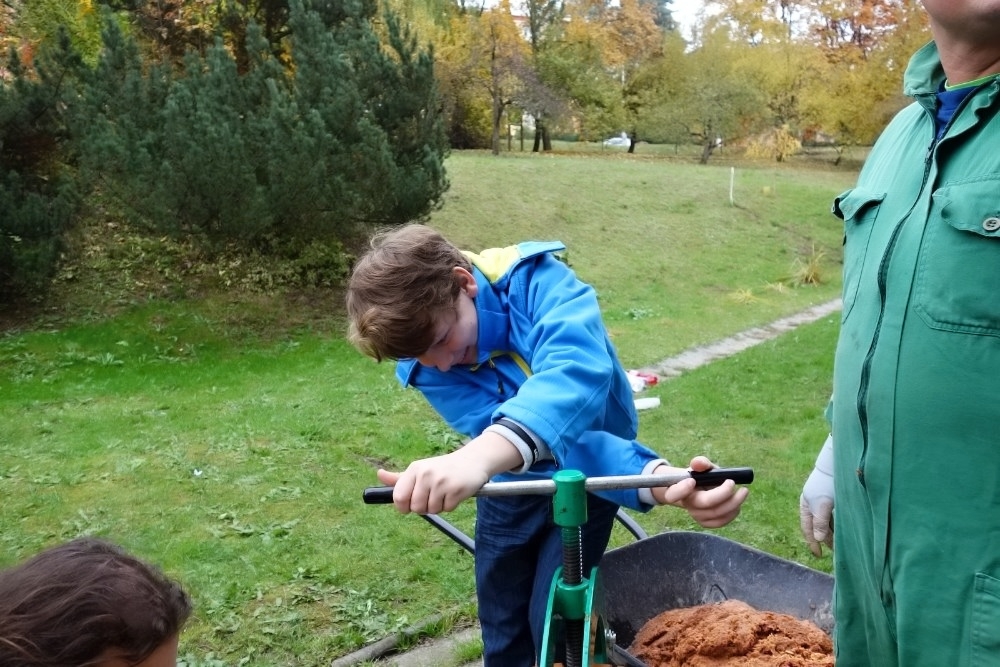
[431, 150, 851, 366]
[0, 150, 855, 666]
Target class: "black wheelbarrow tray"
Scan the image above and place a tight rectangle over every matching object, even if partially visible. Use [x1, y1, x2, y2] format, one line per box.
[597, 529, 834, 654]
[412, 516, 835, 666]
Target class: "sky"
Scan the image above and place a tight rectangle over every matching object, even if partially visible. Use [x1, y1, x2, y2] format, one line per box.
[670, 0, 705, 40]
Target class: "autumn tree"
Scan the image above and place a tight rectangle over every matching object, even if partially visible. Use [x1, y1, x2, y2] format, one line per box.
[523, 0, 563, 53]
[540, 4, 623, 143]
[390, 0, 494, 149]
[536, 0, 670, 151]
[659, 29, 768, 163]
[434, 3, 527, 152]
[1, 0, 105, 64]
[628, 29, 687, 143]
[700, 0, 800, 46]
[435, 13, 493, 148]
[522, 0, 565, 150]
[801, 0, 930, 151]
[812, 0, 900, 59]
[105, 0, 315, 74]
[687, 0, 929, 159]
[608, 0, 666, 151]
[479, 2, 529, 154]
[640, 0, 675, 30]
[100, 0, 219, 64]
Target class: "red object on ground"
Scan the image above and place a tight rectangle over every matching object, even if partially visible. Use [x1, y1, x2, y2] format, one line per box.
[635, 372, 658, 386]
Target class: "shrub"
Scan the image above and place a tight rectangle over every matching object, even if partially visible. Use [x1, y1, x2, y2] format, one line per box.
[0, 32, 82, 303]
[75, 1, 449, 253]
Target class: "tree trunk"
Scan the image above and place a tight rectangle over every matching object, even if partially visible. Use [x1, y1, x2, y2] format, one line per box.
[491, 95, 502, 156]
[699, 140, 715, 164]
[533, 117, 552, 152]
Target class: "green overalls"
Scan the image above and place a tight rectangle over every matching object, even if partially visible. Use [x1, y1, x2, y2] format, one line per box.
[830, 41, 1000, 666]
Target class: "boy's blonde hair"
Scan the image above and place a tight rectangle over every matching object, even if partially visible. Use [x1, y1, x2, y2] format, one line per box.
[347, 224, 473, 361]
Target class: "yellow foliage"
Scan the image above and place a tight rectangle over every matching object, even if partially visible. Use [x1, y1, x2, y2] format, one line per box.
[792, 245, 828, 286]
[744, 125, 801, 162]
[728, 288, 758, 304]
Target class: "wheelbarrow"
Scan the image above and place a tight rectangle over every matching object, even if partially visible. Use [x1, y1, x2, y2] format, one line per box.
[365, 468, 833, 666]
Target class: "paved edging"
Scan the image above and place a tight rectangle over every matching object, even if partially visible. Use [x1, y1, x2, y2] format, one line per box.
[640, 299, 841, 378]
[329, 612, 475, 667]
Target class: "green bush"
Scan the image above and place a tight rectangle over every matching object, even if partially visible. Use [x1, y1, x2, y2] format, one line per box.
[0, 172, 76, 301]
[288, 238, 351, 288]
[229, 237, 352, 291]
[75, 0, 449, 252]
[0, 33, 82, 303]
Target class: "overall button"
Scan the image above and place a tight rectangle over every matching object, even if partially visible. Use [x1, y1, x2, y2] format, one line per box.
[983, 217, 1000, 232]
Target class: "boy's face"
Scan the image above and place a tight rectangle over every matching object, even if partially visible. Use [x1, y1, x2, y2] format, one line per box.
[416, 267, 479, 372]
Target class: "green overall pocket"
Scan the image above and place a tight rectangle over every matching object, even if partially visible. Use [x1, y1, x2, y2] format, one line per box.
[917, 179, 1000, 336]
[970, 572, 1000, 666]
[833, 188, 886, 322]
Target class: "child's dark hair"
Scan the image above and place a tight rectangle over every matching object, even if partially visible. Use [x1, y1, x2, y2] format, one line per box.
[0, 537, 192, 667]
[347, 224, 473, 361]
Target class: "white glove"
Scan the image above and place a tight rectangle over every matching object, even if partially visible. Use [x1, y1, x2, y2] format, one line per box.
[799, 433, 834, 557]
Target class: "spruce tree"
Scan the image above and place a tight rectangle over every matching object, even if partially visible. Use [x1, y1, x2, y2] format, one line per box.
[76, 0, 449, 252]
[0, 31, 82, 303]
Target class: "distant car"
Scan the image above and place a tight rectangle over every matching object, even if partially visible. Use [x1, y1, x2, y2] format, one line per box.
[603, 133, 630, 147]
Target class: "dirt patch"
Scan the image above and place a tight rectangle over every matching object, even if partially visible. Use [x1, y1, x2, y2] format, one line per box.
[629, 600, 833, 667]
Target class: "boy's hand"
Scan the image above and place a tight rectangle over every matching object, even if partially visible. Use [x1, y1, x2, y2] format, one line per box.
[376, 431, 522, 514]
[652, 456, 749, 528]
[376, 452, 487, 514]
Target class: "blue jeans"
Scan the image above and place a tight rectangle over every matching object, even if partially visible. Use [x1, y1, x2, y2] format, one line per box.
[474, 492, 619, 667]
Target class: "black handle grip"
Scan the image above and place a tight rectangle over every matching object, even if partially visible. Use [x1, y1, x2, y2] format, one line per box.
[363, 486, 396, 504]
[689, 466, 754, 487]
[362, 466, 753, 504]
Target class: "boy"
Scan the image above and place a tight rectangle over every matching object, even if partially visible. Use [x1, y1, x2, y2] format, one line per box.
[347, 224, 748, 666]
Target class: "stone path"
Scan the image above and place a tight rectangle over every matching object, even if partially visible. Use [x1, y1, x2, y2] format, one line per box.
[639, 299, 842, 379]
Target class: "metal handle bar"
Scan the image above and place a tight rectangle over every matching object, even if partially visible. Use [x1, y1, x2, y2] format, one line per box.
[362, 466, 753, 504]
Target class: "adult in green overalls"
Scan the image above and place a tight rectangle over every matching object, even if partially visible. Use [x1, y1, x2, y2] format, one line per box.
[798, 2, 1000, 665]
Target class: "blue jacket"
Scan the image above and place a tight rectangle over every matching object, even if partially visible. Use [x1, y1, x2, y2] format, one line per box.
[396, 241, 662, 510]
